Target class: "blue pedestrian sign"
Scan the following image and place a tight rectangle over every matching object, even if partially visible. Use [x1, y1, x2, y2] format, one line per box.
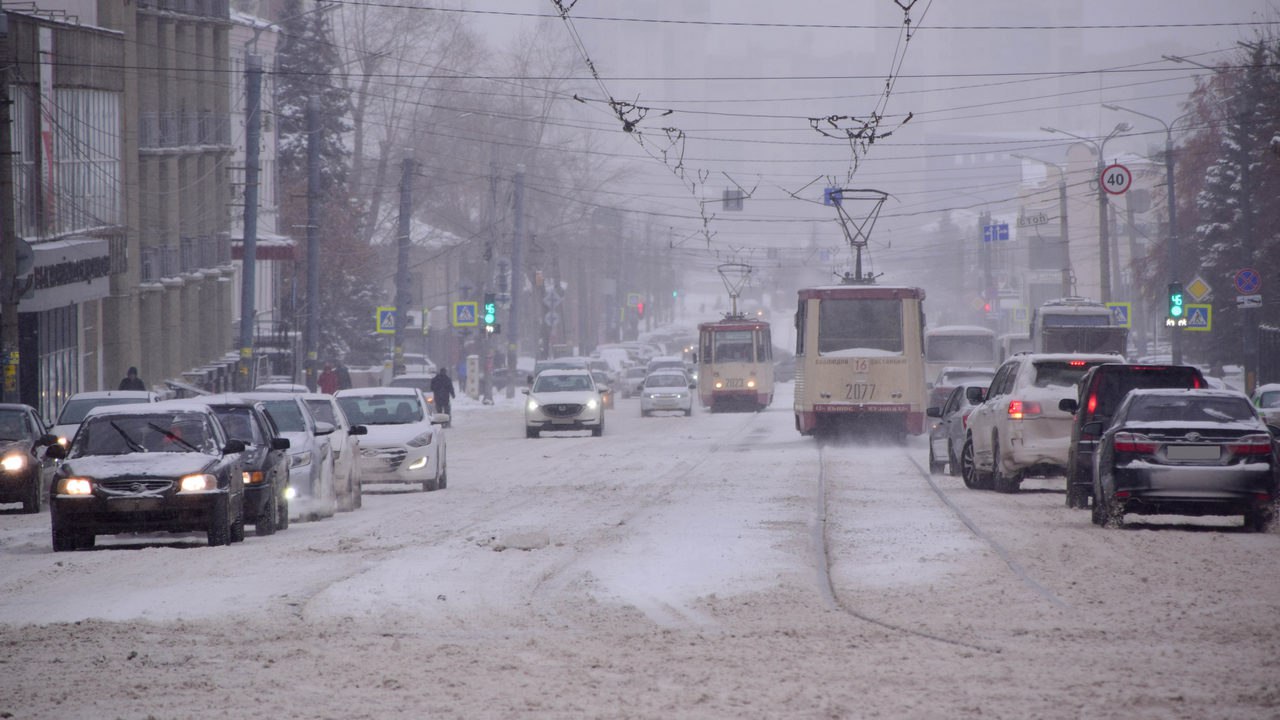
[452, 301, 479, 327]
[1185, 303, 1212, 332]
[823, 187, 843, 206]
[983, 223, 1010, 242]
[375, 306, 396, 334]
[1105, 302, 1131, 328]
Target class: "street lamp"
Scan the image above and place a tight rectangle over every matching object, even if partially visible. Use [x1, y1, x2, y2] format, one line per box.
[1102, 103, 1194, 365]
[1041, 122, 1131, 304]
[1011, 152, 1071, 298]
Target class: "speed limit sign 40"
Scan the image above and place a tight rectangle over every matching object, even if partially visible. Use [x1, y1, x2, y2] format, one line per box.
[1101, 163, 1132, 195]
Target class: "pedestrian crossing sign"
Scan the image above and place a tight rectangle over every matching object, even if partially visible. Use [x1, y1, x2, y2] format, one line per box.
[375, 306, 396, 334]
[1105, 302, 1131, 328]
[452, 301, 479, 327]
[1184, 303, 1211, 332]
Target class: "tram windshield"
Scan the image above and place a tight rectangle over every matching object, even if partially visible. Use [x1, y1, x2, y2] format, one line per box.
[926, 334, 995, 364]
[713, 330, 754, 362]
[818, 299, 904, 354]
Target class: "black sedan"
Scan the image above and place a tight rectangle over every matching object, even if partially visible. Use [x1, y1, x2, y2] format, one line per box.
[1090, 389, 1278, 531]
[194, 395, 292, 536]
[0, 404, 59, 513]
[46, 402, 247, 550]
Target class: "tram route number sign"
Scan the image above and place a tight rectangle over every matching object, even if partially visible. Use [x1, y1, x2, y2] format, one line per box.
[1101, 163, 1132, 195]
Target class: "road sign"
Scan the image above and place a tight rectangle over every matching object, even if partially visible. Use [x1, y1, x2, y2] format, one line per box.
[375, 306, 396, 334]
[1238, 294, 1262, 309]
[823, 187, 843, 206]
[451, 301, 479, 327]
[1234, 268, 1260, 294]
[1105, 302, 1132, 328]
[543, 288, 562, 309]
[982, 223, 1010, 243]
[544, 311, 560, 327]
[626, 292, 643, 307]
[1101, 163, 1132, 195]
[1185, 275, 1211, 302]
[1185, 303, 1212, 332]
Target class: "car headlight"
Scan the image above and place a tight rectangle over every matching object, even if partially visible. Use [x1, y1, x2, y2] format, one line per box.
[284, 486, 297, 500]
[586, 398, 599, 410]
[57, 436, 70, 447]
[1, 453, 26, 472]
[408, 456, 428, 470]
[526, 399, 540, 412]
[407, 431, 434, 448]
[243, 471, 265, 484]
[59, 477, 93, 495]
[289, 452, 311, 468]
[179, 473, 218, 492]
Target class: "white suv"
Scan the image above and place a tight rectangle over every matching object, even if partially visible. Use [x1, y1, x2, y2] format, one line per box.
[524, 369, 605, 438]
[961, 352, 1119, 493]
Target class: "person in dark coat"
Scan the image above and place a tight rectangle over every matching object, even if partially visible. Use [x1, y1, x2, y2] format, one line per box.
[119, 366, 146, 391]
[430, 368, 456, 416]
[335, 361, 353, 390]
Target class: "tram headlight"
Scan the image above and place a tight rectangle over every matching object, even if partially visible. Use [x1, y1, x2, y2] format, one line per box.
[746, 379, 757, 389]
[714, 380, 724, 389]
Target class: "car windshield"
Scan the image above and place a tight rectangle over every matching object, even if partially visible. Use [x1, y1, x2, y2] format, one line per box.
[533, 374, 593, 393]
[1257, 390, 1280, 409]
[939, 371, 993, 386]
[57, 397, 148, 425]
[304, 399, 339, 426]
[261, 400, 307, 433]
[213, 407, 263, 444]
[72, 413, 216, 456]
[0, 410, 30, 441]
[1031, 361, 1103, 389]
[337, 395, 423, 425]
[1127, 395, 1257, 424]
[646, 374, 687, 388]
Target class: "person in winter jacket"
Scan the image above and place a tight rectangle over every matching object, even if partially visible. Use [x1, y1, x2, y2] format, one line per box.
[430, 368, 456, 416]
[317, 363, 339, 394]
[119, 367, 146, 391]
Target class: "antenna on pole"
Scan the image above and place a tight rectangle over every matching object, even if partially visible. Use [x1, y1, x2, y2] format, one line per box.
[716, 262, 752, 319]
[827, 188, 889, 284]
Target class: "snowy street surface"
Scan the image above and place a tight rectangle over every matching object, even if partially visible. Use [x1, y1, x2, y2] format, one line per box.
[2, 384, 1278, 718]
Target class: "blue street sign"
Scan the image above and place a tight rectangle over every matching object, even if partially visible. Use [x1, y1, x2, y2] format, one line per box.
[452, 301, 479, 327]
[376, 306, 396, 335]
[1105, 302, 1131, 328]
[983, 223, 1010, 242]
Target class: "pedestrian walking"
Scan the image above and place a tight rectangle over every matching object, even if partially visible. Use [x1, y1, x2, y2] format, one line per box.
[118, 366, 146, 391]
[336, 361, 353, 390]
[430, 367, 456, 418]
[317, 362, 339, 395]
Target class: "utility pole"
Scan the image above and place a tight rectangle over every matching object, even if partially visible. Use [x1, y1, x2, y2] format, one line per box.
[0, 20, 19, 404]
[506, 164, 524, 399]
[237, 53, 263, 390]
[980, 210, 993, 316]
[303, 97, 320, 390]
[393, 157, 413, 377]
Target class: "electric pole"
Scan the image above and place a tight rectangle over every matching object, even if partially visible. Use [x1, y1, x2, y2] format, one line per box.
[507, 165, 524, 399]
[237, 52, 262, 390]
[303, 97, 320, 389]
[0, 19, 20, 404]
[393, 157, 413, 377]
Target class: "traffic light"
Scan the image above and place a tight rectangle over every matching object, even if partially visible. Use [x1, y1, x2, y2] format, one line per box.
[483, 292, 497, 332]
[636, 301, 645, 318]
[1167, 282, 1184, 323]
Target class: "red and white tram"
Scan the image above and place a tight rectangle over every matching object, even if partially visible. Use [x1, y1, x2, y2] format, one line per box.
[793, 284, 928, 437]
[696, 318, 774, 412]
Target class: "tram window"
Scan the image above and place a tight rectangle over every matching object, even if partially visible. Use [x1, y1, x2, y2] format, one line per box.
[795, 306, 806, 356]
[817, 299, 904, 353]
[756, 331, 771, 362]
[714, 331, 754, 362]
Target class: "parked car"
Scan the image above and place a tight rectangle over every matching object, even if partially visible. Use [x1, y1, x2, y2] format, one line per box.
[1059, 363, 1206, 509]
[45, 401, 247, 550]
[926, 383, 987, 477]
[928, 367, 996, 413]
[523, 369, 605, 438]
[253, 383, 309, 393]
[622, 367, 648, 398]
[335, 387, 447, 492]
[50, 390, 160, 446]
[302, 393, 367, 511]
[1090, 388, 1277, 531]
[639, 370, 694, 417]
[962, 352, 1120, 493]
[591, 370, 616, 410]
[0, 404, 60, 513]
[242, 393, 336, 521]
[1252, 383, 1280, 427]
[192, 395, 292, 535]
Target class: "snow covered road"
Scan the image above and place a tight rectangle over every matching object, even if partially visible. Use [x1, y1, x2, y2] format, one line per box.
[2, 385, 1278, 718]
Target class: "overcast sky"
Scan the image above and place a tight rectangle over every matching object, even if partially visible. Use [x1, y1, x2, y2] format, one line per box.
[463, 1, 1277, 283]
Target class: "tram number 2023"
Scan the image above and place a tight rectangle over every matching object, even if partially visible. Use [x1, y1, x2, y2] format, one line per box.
[844, 383, 875, 401]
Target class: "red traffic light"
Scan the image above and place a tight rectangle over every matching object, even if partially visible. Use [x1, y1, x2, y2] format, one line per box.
[636, 301, 645, 317]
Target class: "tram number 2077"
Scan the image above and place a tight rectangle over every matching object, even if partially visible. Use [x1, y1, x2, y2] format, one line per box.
[844, 383, 875, 401]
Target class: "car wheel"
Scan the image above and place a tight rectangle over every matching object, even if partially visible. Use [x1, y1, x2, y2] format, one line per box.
[592, 420, 604, 437]
[256, 486, 278, 537]
[684, 407, 692, 417]
[1090, 477, 1107, 526]
[928, 444, 945, 474]
[526, 427, 540, 439]
[277, 493, 290, 531]
[960, 438, 991, 490]
[991, 438, 1019, 493]
[207, 495, 231, 546]
[640, 409, 649, 417]
[947, 441, 961, 477]
[352, 472, 363, 508]
[22, 477, 41, 514]
[1244, 504, 1275, 533]
[1065, 465, 1089, 510]
[229, 495, 246, 543]
[52, 524, 77, 552]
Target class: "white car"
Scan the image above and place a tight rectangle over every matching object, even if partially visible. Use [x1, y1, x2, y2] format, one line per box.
[51, 390, 160, 446]
[302, 393, 367, 511]
[1253, 383, 1280, 428]
[523, 369, 605, 438]
[335, 387, 448, 492]
[639, 371, 694, 417]
[622, 367, 648, 398]
[244, 393, 337, 520]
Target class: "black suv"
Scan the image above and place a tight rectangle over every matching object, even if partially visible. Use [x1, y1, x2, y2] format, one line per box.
[1059, 363, 1205, 508]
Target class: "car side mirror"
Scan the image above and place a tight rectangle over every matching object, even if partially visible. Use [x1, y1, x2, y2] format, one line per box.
[38, 433, 58, 447]
[431, 413, 450, 425]
[1059, 398, 1079, 414]
[1081, 421, 1105, 437]
[223, 439, 247, 454]
[927, 407, 942, 418]
[44, 443, 66, 460]
[599, 388, 607, 394]
[965, 386, 986, 404]
[314, 421, 336, 436]
[271, 437, 291, 450]
[349, 425, 368, 436]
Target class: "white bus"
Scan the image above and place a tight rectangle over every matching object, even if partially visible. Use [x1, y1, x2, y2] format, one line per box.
[924, 325, 997, 385]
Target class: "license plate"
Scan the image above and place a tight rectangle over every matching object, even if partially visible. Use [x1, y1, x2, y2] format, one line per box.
[108, 497, 163, 512]
[1166, 445, 1220, 461]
